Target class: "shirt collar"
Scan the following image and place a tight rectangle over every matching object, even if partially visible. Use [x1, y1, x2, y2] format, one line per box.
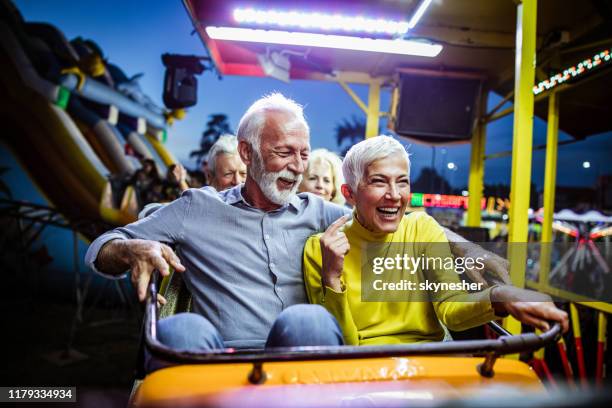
[225, 184, 302, 212]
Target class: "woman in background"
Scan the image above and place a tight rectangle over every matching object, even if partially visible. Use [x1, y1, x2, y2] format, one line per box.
[299, 148, 345, 205]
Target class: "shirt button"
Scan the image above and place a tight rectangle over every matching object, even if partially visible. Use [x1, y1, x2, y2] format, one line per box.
[264, 234, 270, 240]
[277, 287, 282, 292]
[270, 262, 276, 268]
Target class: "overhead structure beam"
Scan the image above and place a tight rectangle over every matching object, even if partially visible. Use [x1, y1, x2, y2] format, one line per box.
[505, 0, 537, 335]
[411, 24, 516, 49]
[337, 79, 368, 114]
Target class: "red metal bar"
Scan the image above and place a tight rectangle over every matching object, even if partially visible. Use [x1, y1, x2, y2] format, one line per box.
[557, 338, 575, 387]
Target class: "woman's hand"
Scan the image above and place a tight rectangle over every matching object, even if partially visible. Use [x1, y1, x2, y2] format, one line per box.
[491, 285, 569, 333]
[319, 215, 351, 292]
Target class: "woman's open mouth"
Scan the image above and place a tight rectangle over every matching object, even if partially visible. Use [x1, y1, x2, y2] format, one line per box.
[377, 207, 400, 219]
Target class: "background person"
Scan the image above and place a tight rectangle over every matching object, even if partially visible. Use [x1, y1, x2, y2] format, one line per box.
[298, 148, 345, 205]
[303, 136, 569, 346]
[206, 134, 247, 191]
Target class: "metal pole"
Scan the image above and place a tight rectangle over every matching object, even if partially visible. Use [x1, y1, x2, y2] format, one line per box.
[467, 92, 488, 227]
[505, 0, 537, 336]
[540, 92, 559, 286]
[365, 78, 381, 138]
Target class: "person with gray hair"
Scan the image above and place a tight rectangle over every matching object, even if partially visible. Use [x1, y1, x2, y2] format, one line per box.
[303, 136, 568, 346]
[86, 92, 346, 371]
[206, 134, 247, 191]
[86, 93, 511, 371]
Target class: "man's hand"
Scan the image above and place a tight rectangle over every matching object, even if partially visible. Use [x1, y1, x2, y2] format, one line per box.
[172, 163, 189, 191]
[319, 215, 351, 292]
[491, 285, 569, 333]
[98, 239, 185, 302]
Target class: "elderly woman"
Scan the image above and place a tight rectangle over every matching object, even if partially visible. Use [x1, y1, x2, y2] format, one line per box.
[303, 136, 568, 346]
[298, 148, 345, 205]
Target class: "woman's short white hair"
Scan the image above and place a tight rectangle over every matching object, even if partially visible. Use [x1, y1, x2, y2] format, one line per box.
[208, 134, 239, 176]
[307, 149, 345, 205]
[236, 93, 309, 151]
[342, 136, 410, 190]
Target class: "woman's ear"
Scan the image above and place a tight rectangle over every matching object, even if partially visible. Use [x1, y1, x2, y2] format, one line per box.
[341, 184, 356, 206]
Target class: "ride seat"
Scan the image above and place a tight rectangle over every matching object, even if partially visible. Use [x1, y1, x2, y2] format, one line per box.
[159, 270, 193, 318]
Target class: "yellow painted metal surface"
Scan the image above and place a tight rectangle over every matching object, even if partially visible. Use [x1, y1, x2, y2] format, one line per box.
[570, 303, 582, 338]
[598, 312, 607, 343]
[467, 92, 487, 227]
[146, 133, 178, 166]
[507, 0, 537, 284]
[526, 281, 612, 314]
[133, 356, 544, 407]
[539, 92, 559, 286]
[337, 79, 367, 114]
[365, 78, 381, 138]
[504, 0, 537, 339]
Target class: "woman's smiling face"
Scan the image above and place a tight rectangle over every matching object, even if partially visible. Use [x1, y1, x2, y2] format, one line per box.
[347, 153, 410, 233]
[299, 159, 334, 201]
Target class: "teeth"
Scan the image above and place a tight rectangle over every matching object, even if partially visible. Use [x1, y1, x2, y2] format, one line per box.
[378, 207, 399, 214]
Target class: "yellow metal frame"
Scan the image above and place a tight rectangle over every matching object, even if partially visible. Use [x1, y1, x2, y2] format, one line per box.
[336, 74, 385, 139]
[467, 91, 488, 227]
[539, 92, 559, 286]
[503, 0, 537, 336]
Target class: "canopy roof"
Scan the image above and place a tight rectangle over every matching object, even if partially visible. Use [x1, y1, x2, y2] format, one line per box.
[184, 0, 612, 139]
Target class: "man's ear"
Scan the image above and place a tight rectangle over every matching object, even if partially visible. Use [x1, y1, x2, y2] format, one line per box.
[238, 140, 252, 166]
[341, 184, 356, 206]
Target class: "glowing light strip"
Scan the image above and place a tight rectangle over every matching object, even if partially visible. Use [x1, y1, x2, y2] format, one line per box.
[407, 0, 434, 29]
[233, 8, 409, 35]
[533, 48, 611, 95]
[206, 26, 442, 57]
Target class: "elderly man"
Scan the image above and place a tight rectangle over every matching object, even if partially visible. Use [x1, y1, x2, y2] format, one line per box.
[206, 134, 247, 191]
[85, 93, 509, 362]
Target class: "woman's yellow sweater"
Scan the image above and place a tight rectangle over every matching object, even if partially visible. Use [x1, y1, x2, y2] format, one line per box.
[303, 211, 497, 345]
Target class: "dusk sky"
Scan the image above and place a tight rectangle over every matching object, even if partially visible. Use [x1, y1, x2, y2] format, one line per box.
[15, 0, 612, 190]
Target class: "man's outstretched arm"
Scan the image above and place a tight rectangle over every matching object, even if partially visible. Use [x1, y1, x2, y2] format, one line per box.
[86, 191, 191, 300]
[444, 228, 511, 287]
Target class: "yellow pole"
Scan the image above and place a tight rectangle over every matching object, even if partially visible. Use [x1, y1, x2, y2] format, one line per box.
[467, 92, 488, 227]
[365, 78, 381, 138]
[504, 0, 537, 336]
[539, 92, 559, 286]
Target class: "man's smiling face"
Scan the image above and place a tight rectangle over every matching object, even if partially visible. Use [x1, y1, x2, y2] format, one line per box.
[250, 111, 310, 205]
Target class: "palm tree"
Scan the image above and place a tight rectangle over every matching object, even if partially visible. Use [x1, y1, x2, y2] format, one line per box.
[190, 114, 233, 166]
[335, 115, 366, 156]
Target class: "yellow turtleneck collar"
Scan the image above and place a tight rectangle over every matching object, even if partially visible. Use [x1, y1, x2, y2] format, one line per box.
[343, 211, 405, 242]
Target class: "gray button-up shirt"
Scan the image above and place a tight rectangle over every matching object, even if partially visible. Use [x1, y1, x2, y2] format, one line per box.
[85, 185, 348, 348]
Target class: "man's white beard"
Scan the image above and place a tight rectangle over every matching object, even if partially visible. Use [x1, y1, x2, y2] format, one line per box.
[250, 150, 302, 205]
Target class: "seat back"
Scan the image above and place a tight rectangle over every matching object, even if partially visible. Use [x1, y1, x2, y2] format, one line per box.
[159, 270, 192, 318]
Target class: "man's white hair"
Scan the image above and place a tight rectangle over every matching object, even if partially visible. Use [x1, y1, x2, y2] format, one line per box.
[236, 92, 309, 152]
[342, 136, 410, 190]
[208, 134, 239, 176]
